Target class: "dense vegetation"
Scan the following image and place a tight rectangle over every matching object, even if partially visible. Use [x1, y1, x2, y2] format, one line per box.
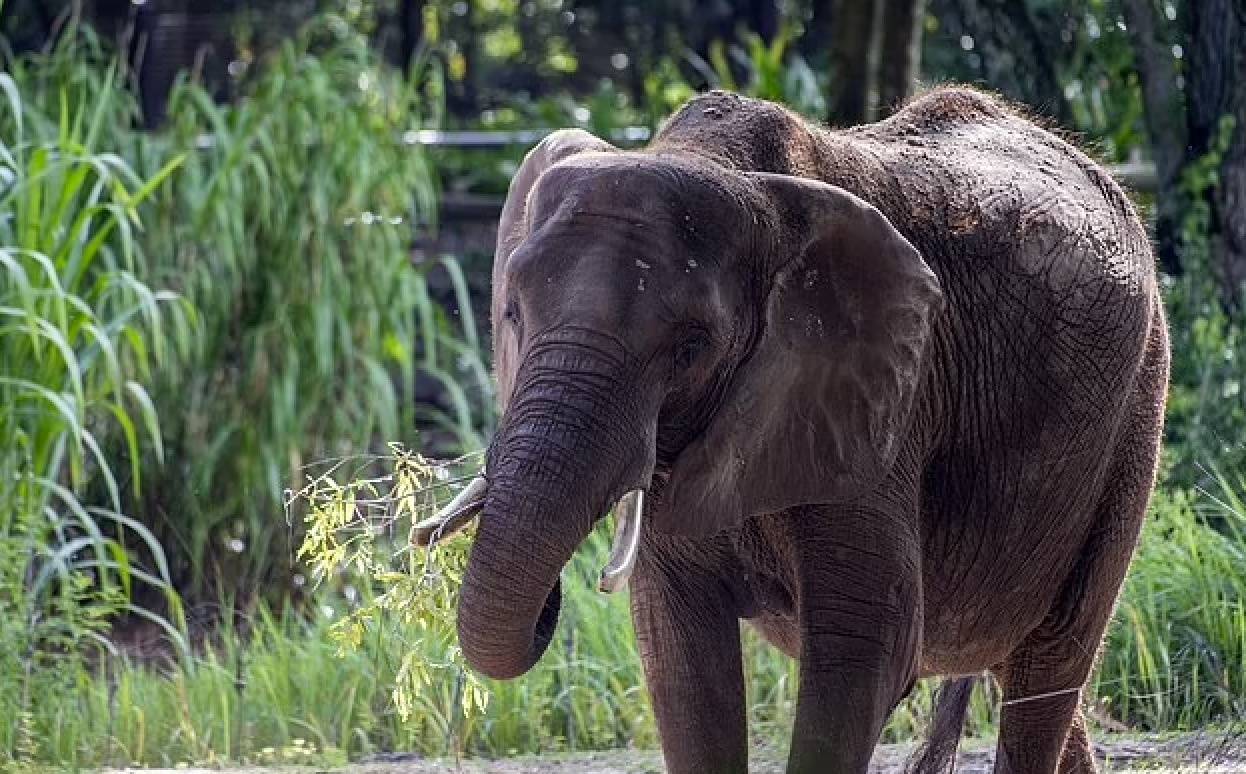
[2, 0, 1245, 768]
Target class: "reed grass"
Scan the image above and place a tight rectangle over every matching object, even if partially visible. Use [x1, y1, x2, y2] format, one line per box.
[1093, 480, 1246, 729]
[0, 34, 187, 764]
[0, 11, 488, 766]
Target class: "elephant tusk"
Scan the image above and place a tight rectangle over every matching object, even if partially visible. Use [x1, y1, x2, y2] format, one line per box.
[598, 490, 645, 593]
[411, 475, 488, 547]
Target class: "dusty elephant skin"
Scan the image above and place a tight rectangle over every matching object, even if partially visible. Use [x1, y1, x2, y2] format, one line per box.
[450, 88, 1170, 774]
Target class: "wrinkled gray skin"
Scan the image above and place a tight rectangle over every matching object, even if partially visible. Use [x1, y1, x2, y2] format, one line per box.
[456, 88, 1169, 774]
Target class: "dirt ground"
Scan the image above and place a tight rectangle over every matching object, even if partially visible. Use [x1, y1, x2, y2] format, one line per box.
[117, 733, 1246, 773]
[349, 734, 1246, 773]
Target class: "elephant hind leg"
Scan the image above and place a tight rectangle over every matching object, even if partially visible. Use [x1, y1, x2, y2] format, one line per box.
[993, 316, 1167, 774]
[1058, 710, 1097, 774]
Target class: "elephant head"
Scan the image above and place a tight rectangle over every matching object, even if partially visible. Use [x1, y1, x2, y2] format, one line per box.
[413, 129, 944, 680]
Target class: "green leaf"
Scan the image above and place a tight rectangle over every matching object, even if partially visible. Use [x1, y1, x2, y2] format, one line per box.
[124, 381, 164, 465]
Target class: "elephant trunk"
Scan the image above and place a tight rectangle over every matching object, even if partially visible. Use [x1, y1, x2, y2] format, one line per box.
[457, 336, 655, 679]
[456, 481, 578, 680]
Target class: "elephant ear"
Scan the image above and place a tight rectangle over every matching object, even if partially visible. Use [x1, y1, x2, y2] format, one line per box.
[491, 129, 614, 404]
[661, 172, 944, 537]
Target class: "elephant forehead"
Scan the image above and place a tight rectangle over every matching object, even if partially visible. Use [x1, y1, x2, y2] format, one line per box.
[513, 212, 720, 301]
[508, 212, 735, 335]
[533, 153, 742, 224]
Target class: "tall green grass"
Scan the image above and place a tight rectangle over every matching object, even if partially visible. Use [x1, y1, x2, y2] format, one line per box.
[1094, 481, 1246, 729]
[0, 46, 187, 765]
[0, 10, 491, 765]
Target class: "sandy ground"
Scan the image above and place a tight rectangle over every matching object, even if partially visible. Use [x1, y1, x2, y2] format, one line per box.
[112, 732, 1246, 773]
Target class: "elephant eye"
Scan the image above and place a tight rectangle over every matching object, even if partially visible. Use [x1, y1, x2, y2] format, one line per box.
[503, 298, 522, 328]
[673, 328, 711, 372]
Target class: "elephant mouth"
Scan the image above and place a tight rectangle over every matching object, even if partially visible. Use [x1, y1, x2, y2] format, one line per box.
[412, 475, 649, 593]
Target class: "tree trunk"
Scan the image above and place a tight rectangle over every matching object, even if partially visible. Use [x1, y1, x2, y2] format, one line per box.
[876, 0, 925, 115]
[87, 0, 135, 39]
[827, 0, 877, 126]
[1122, 0, 1188, 276]
[1187, 0, 1246, 308]
[801, 0, 835, 65]
[949, 0, 1069, 124]
[399, 0, 423, 69]
[747, 0, 781, 43]
[134, 0, 196, 129]
[446, 0, 478, 118]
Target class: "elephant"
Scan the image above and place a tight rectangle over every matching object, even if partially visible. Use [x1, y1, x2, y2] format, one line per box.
[414, 88, 1169, 774]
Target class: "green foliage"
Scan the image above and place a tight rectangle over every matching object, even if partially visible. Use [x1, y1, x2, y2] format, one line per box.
[120, 14, 487, 600]
[2, 604, 361, 768]
[1095, 480, 1246, 728]
[688, 28, 826, 119]
[1036, 0, 1147, 160]
[290, 445, 488, 725]
[1176, 114, 1238, 284]
[0, 35, 185, 767]
[1159, 115, 1241, 486]
[0, 12, 494, 762]
[4, 3, 1246, 768]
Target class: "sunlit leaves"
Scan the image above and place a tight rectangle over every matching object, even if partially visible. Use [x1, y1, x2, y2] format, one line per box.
[288, 444, 487, 725]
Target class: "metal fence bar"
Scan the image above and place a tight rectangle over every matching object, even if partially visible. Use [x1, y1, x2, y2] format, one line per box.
[1110, 160, 1159, 193]
[402, 126, 652, 147]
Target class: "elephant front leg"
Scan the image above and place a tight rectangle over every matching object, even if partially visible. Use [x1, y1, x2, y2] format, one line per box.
[786, 505, 923, 774]
[630, 537, 748, 774]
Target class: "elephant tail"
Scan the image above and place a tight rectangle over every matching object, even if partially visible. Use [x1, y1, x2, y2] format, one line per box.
[904, 676, 978, 774]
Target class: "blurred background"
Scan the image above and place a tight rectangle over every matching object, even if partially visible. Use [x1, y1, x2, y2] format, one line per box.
[1, 0, 1244, 768]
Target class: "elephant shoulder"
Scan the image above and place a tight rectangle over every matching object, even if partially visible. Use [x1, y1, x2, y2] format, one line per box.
[654, 91, 821, 174]
[877, 110, 1152, 298]
[870, 86, 1012, 138]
